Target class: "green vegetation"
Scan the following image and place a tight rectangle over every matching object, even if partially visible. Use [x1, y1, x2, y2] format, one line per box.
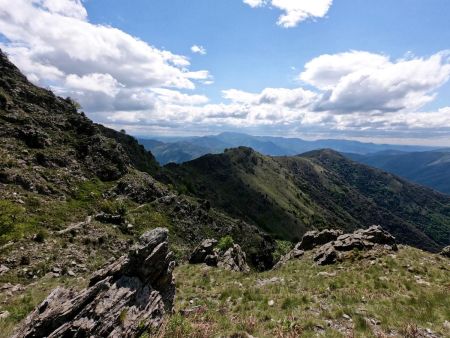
[0, 200, 29, 243]
[272, 240, 293, 262]
[167, 247, 450, 337]
[163, 147, 450, 251]
[217, 235, 234, 251]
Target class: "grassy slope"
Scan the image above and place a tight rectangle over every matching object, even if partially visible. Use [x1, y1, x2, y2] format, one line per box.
[164, 147, 450, 251]
[167, 247, 450, 338]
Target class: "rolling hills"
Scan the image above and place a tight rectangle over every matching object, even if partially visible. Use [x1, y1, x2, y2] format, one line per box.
[163, 147, 450, 252]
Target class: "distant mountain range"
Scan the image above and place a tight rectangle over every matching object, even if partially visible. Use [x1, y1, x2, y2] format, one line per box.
[346, 150, 450, 195]
[138, 132, 440, 165]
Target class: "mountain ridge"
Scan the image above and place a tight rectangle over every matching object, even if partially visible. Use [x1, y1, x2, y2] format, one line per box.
[163, 147, 450, 252]
[139, 132, 441, 165]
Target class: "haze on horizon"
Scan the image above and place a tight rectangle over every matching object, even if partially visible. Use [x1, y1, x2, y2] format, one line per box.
[0, 0, 450, 146]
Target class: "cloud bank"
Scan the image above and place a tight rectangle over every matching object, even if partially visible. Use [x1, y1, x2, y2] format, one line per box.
[0, 0, 449, 144]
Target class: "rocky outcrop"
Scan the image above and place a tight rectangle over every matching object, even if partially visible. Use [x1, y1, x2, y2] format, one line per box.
[109, 170, 168, 204]
[274, 225, 397, 268]
[314, 225, 397, 265]
[273, 229, 342, 269]
[297, 229, 343, 251]
[189, 239, 250, 273]
[273, 247, 304, 270]
[189, 239, 218, 264]
[440, 246, 450, 258]
[13, 228, 175, 338]
[217, 244, 250, 273]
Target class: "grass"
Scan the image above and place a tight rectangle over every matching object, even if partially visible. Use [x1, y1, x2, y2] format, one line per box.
[0, 275, 87, 337]
[159, 246, 449, 337]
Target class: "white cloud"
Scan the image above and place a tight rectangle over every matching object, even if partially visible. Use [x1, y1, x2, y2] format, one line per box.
[191, 45, 207, 55]
[0, 0, 209, 110]
[243, 0, 266, 8]
[302, 51, 450, 114]
[0, 0, 208, 89]
[65, 73, 122, 96]
[243, 0, 333, 27]
[39, 0, 87, 20]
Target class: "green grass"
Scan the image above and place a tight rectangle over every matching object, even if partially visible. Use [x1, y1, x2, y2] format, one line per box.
[160, 246, 449, 337]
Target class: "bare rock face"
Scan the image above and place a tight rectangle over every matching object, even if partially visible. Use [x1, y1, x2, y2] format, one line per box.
[272, 248, 304, 270]
[189, 239, 218, 264]
[315, 225, 397, 265]
[440, 246, 450, 258]
[217, 244, 250, 273]
[297, 229, 343, 251]
[13, 228, 175, 338]
[273, 229, 342, 269]
[189, 239, 250, 272]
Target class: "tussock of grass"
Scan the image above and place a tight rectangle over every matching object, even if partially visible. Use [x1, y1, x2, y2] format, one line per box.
[164, 247, 449, 337]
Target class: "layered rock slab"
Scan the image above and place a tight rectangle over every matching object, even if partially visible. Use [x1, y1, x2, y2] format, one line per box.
[13, 228, 175, 338]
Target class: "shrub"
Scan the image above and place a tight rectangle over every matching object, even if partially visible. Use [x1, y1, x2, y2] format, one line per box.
[272, 240, 293, 262]
[217, 235, 234, 252]
[100, 199, 127, 216]
[34, 229, 47, 243]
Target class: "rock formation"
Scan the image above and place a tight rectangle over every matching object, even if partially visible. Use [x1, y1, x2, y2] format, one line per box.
[217, 244, 250, 273]
[297, 229, 343, 251]
[314, 225, 397, 265]
[273, 229, 342, 269]
[189, 239, 250, 272]
[440, 246, 450, 258]
[275, 225, 397, 268]
[13, 228, 175, 338]
[272, 247, 304, 270]
[189, 239, 218, 264]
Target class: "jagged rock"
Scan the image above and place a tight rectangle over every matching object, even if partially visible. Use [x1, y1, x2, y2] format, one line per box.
[440, 246, 450, 258]
[273, 248, 304, 270]
[273, 229, 343, 269]
[204, 253, 219, 267]
[217, 244, 250, 273]
[19, 126, 51, 149]
[95, 212, 125, 225]
[189, 239, 218, 264]
[0, 311, 10, 320]
[110, 171, 168, 204]
[297, 229, 343, 251]
[314, 225, 397, 265]
[13, 228, 175, 338]
[314, 243, 339, 265]
[0, 264, 9, 275]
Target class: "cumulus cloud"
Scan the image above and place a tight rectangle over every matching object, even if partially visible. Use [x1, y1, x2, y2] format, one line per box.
[0, 0, 210, 116]
[300, 51, 450, 114]
[191, 45, 207, 55]
[243, 0, 333, 27]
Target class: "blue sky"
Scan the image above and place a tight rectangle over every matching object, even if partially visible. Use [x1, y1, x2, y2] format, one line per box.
[1, 0, 450, 145]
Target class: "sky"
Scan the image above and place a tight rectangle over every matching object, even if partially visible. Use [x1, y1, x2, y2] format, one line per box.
[0, 0, 450, 145]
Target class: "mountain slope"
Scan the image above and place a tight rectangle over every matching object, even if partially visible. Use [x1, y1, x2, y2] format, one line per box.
[164, 147, 450, 251]
[0, 50, 274, 270]
[346, 151, 450, 195]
